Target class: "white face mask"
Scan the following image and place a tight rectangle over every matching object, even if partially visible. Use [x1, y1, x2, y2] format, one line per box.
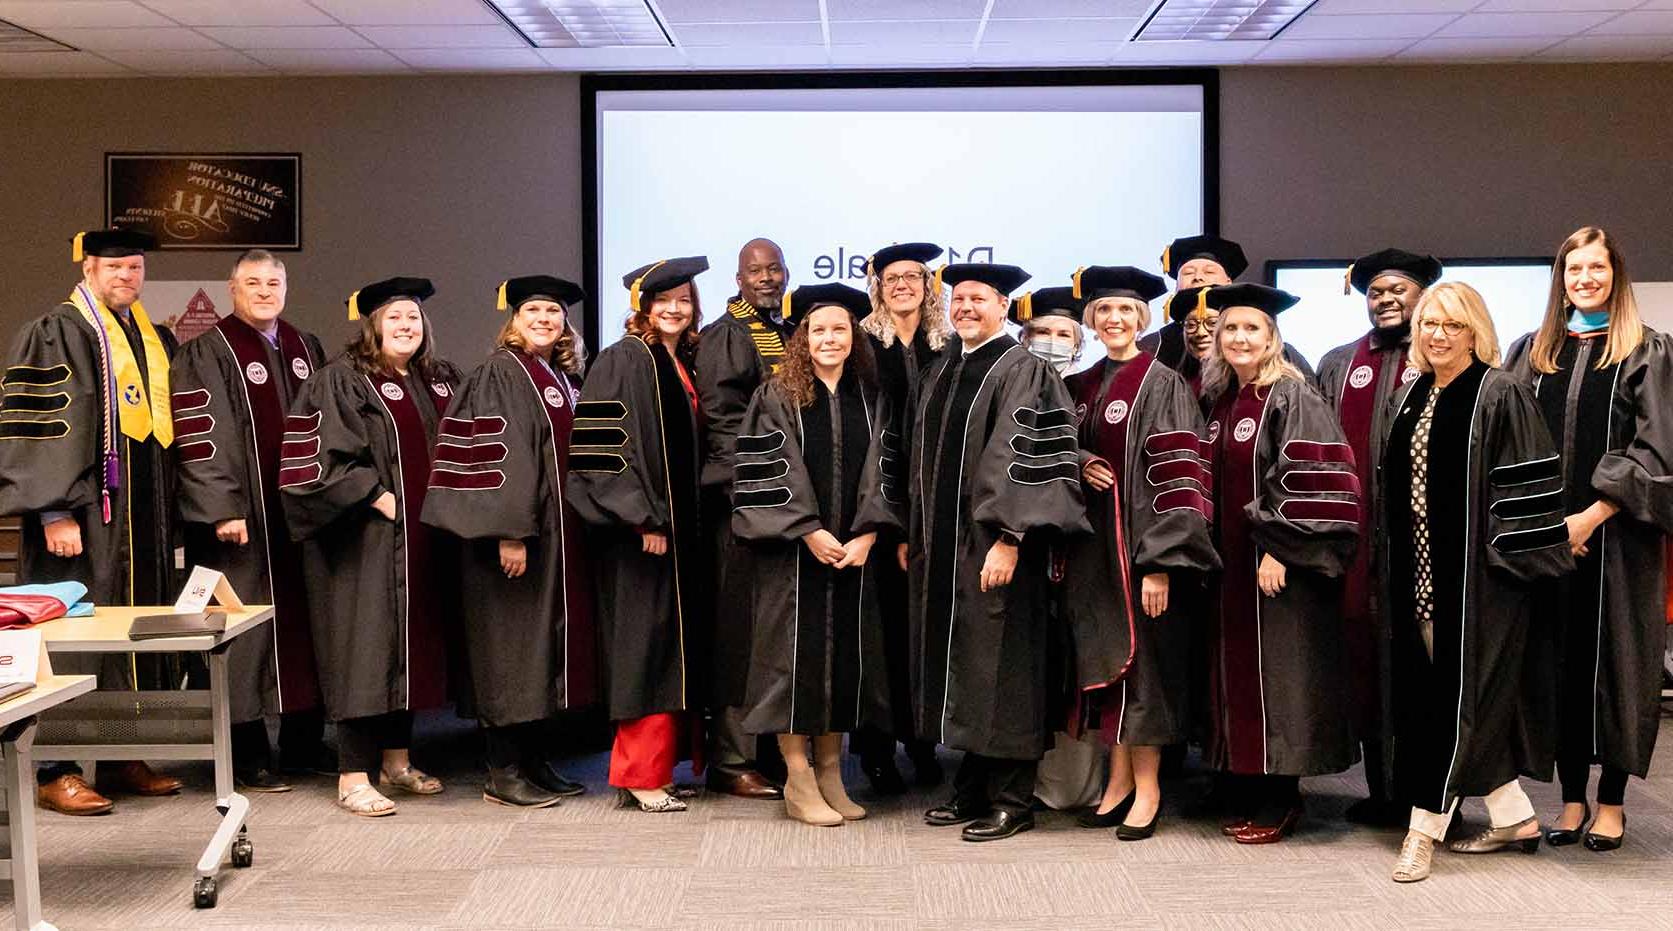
[1028, 335, 1078, 375]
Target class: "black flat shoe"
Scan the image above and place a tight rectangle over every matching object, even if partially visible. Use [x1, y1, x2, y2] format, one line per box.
[925, 800, 989, 826]
[1116, 808, 1160, 841]
[862, 757, 908, 796]
[235, 766, 294, 793]
[1076, 790, 1136, 828]
[1583, 814, 1625, 852]
[527, 761, 587, 798]
[962, 809, 1035, 842]
[483, 764, 562, 809]
[1545, 802, 1589, 847]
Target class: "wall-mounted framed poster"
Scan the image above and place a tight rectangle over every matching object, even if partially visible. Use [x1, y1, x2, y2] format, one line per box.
[105, 153, 301, 250]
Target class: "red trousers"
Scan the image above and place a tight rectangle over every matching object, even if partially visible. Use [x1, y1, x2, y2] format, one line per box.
[609, 712, 703, 789]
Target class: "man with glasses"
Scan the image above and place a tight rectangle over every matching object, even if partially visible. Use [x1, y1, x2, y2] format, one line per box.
[1316, 248, 1445, 827]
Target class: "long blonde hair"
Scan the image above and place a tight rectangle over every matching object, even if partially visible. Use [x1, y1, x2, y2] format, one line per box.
[1199, 308, 1305, 400]
[496, 304, 584, 374]
[1530, 226, 1645, 373]
[1408, 282, 1501, 373]
[859, 260, 951, 351]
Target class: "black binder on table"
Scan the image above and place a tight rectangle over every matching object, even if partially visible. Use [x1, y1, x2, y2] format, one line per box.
[127, 611, 227, 641]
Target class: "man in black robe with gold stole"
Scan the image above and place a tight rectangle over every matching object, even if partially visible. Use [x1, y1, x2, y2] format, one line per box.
[0, 229, 186, 814]
[172, 249, 331, 791]
[912, 263, 1091, 841]
[694, 238, 795, 798]
[1315, 248, 1442, 825]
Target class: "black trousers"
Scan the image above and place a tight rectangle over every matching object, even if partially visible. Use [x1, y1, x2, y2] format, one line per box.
[1558, 755, 1629, 807]
[952, 752, 1038, 816]
[338, 710, 413, 775]
[231, 709, 326, 769]
[485, 719, 551, 769]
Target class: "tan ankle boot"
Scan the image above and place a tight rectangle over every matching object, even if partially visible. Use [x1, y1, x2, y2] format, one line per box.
[784, 767, 843, 826]
[813, 735, 866, 821]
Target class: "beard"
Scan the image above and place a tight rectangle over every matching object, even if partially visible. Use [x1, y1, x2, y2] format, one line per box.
[748, 290, 782, 310]
[1373, 315, 1412, 340]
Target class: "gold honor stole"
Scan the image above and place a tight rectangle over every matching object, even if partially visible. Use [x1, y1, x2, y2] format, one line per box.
[727, 299, 787, 374]
[69, 285, 173, 447]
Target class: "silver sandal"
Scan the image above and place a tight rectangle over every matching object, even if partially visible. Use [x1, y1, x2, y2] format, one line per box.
[338, 782, 397, 817]
[379, 765, 444, 796]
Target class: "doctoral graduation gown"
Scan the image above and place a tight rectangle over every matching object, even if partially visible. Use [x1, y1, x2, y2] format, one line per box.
[1205, 376, 1359, 777]
[0, 302, 179, 689]
[1140, 322, 1315, 385]
[278, 359, 456, 722]
[421, 349, 597, 727]
[695, 299, 795, 707]
[1383, 360, 1574, 812]
[172, 316, 326, 722]
[1316, 330, 1420, 767]
[732, 376, 902, 736]
[566, 336, 706, 721]
[1063, 354, 1220, 746]
[909, 335, 1092, 761]
[1507, 330, 1673, 777]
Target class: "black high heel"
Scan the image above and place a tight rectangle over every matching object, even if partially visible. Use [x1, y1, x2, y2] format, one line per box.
[1544, 802, 1589, 847]
[1077, 790, 1136, 828]
[1583, 813, 1625, 852]
[1116, 806, 1160, 841]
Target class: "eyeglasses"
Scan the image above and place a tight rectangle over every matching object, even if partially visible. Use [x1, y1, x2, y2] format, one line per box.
[882, 271, 925, 287]
[1417, 318, 1468, 337]
[1182, 316, 1219, 334]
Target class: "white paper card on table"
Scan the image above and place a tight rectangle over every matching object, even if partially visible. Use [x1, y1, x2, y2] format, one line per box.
[173, 566, 246, 614]
[0, 630, 46, 684]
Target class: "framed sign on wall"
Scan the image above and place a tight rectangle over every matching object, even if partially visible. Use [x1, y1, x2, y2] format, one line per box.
[106, 153, 301, 250]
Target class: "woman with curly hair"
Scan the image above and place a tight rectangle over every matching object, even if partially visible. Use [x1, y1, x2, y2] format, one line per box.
[734, 282, 903, 826]
[422, 276, 597, 808]
[280, 276, 460, 817]
[566, 257, 709, 814]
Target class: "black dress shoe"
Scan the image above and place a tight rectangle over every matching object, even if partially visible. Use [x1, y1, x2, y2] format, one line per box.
[1116, 808, 1160, 841]
[862, 757, 908, 796]
[1583, 814, 1624, 852]
[484, 764, 563, 808]
[527, 761, 587, 798]
[1077, 790, 1136, 828]
[962, 809, 1035, 842]
[235, 766, 293, 793]
[924, 800, 989, 826]
[1545, 803, 1589, 847]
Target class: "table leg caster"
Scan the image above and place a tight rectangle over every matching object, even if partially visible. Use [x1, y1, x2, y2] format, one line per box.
[231, 836, 254, 868]
[193, 875, 218, 908]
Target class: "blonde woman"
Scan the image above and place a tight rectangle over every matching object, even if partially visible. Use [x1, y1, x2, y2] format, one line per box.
[1505, 227, 1673, 852]
[1200, 284, 1359, 844]
[1382, 283, 1573, 881]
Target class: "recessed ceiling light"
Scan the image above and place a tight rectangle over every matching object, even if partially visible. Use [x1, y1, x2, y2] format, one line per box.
[1134, 0, 1318, 42]
[484, 0, 672, 48]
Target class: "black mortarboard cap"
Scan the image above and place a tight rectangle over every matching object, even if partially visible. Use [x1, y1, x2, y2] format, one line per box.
[1011, 286, 1080, 324]
[72, 228, 157, 261]
[1160, 235, 1248, 280]
[623, 256, 709, 312]
[784, 282, 870, 322]
[1072, 265, 1168, 304]
[1205, 283, 1300, 317]
[936, 262, 1030, 297]
[867, 242, 943, 278]
[497, 275, 585, 312]
[1166, 286, 1216, 324]
[1346, 248, 1444, 295]
[348, 276, 434, 321]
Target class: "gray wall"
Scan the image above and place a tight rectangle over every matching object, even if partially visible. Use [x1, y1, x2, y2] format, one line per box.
[3, 63, 1672, 353]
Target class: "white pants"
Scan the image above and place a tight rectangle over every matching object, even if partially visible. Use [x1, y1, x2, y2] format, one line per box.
[1408, 779, 1535, 841]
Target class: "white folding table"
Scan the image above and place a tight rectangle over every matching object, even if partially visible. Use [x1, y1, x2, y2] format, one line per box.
[0, 673, 97, 931]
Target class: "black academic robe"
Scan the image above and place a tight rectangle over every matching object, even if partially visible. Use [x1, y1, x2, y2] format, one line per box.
[1507, 330, 1673, 778]
[279, 359, 457, 722]
[1316, 330, 1419, 776]
[732, 375, 902, 736]
[422, 349, 597, 727]
[1383, 360, 1574, 813]
[909, 335, 1092, 761]
[695, 300, 795, 708]
[863, 322, 943, 740]
[172, 316, 327, 723]
[1141, 321, 1316, 384]
[566, 336, 705, 721]
[1205, 376, 1358, 777]
[1063, 354, 1221, 746]
[0, 302, 179, 689]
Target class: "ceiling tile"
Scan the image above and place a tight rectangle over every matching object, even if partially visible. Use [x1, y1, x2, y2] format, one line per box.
[990, 0, 1152, 16]
[308, 0, 502, 26]
[829, 19, 977, 44]
[100, 47, 270, 72]
[42, 26, 223, 50]
[1110, 39, 1263, 64]
[136, 0, 336, 26]
[1588, 11, 1673, 35]
[1304, 0, 1468, 10]
[977, 41, 1121, 63]
[242, 47, 411, 70]
[197, 26, 371, 49]
[1254, 37, 1414, 60]
[679, 44, 830, 67]
[1399, 36, 1560, 59]
[535, 44, 690, 68]
[978, 18, 1137, 43]
[1436, 12, 1615, 38]
[1538, 33, 1673, 59]
[827, 42, 973, 64]
[674, 21, 824, 46]
[1473, 0, 1637, 11]
[355, 24, 528, 48]
[826, 0, 987, 22]
[389, 46, 547, 69]
[0, 49, 132, 74]
[0, 1, 172, 29]
[1278, 13, 1454, 40]
[653, 0, 821, 23]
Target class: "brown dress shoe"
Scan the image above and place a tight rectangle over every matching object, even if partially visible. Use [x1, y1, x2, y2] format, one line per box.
[100, 760, 183, 796]
[38, 774, 114, 815]
[705, 769, 784, 799]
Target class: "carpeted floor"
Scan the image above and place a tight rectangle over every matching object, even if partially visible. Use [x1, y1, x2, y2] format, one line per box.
[7, 710, 1673, 930]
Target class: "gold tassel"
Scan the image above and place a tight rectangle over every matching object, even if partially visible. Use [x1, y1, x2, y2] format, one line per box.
[781, 289, 792, 323]
[1190, 286, 1212, 322]
[1160, 244, 1172, 276]
[72, 232, 86, 263]
[932, 263, 947, 295]
[1342, 263, 1355, 296]
[1017, 292, 1033, 322]
[865, 255, 875, 279]
[628, 259, 668, 314]
[496, 280, 509, 311]
[347, 289, 362, 321]
[1071, 266, 1086, 301]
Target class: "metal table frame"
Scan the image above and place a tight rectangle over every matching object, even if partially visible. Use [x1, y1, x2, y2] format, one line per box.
[0, 674, 98, 931]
